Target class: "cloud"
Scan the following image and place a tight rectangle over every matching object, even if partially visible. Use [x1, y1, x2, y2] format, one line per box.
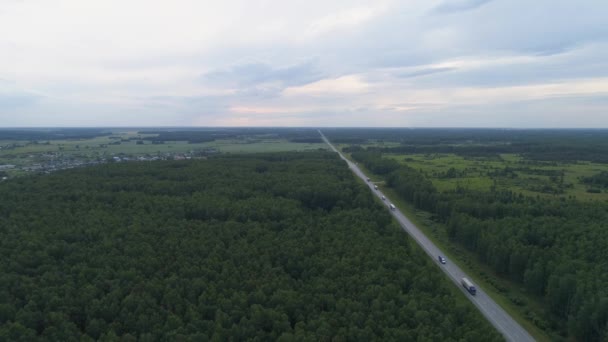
[305, 3, 390, 37]
[203, 60, 325, 88]
[396, 67, 457, 78]
[0, 80, 42, 109]
[0, 0, 607, 127]
[408, 43, 608, 87]
[0, 93, 41, 109]
[432, 0, 494, 13]
[283, 75, 370, 97]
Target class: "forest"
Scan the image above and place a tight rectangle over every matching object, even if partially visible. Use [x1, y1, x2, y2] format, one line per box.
[346, 139, 608, 341]
[0, 152, 500, 341]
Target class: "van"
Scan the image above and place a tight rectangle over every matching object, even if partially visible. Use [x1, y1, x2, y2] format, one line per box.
[461, 278, 476, 295]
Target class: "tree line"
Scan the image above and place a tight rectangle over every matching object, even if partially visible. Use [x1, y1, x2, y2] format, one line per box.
[582, 171, 608, 189]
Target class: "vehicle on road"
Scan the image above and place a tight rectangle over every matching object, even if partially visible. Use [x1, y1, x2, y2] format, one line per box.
[366, 177, 370, 182]
[461, 278, 476, 295]
[374, 185, 378, 190]
[381, 196, 385, 201]
[438, 256, 446, 264]
[389, 204, 396, 210]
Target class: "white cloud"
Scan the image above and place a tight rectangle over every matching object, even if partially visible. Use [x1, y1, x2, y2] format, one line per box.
[305, 3, 391, 38]
[283, 75, 370, 96]
[0, 0, 607, 127]
[401, 78, 608, 107]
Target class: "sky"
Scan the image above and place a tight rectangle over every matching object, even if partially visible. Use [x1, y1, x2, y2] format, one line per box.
[0, 0, 607, 127]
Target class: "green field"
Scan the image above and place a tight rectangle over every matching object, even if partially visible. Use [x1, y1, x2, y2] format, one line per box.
[0, 134, 325, 157]
[383, 153, 608, 201]
[0, 130, 328, 176]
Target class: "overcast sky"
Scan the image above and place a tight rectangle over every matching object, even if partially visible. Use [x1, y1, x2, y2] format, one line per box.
[1, 0, 607, 127]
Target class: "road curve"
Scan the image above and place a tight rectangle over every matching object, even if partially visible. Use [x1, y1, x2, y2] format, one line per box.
[319, 130, 535, 342]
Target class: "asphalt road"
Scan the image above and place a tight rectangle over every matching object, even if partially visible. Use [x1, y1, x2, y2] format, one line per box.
[319, 130, 535, 342]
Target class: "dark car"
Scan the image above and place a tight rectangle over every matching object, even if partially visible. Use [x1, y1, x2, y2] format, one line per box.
[438, 256, 446, 264]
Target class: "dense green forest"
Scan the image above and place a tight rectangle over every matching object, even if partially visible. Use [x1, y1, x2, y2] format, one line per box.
[350, 149, 608, 341]
[0, 152, 500, 341]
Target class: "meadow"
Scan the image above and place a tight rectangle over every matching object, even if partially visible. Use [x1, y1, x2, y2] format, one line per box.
[383, 153, 608, 201]
[0, 129, 327, 176]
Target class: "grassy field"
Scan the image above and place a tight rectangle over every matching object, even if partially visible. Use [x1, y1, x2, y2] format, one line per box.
[0, 131, 328, 177]
[384, 153, 608, 201]
[0, 138, 326, 157]
[201, 140, 327, 153]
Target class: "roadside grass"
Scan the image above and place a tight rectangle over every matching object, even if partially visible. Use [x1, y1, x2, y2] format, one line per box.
[339, 148, 553, 342]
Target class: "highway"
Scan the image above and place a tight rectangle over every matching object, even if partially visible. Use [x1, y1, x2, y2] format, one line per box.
[319, 130, 535, 342]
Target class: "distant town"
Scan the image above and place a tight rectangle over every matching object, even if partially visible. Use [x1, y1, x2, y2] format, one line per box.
[0, 148, 219, 180]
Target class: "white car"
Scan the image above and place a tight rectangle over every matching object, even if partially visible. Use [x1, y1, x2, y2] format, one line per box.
[381, 196, 386, 201]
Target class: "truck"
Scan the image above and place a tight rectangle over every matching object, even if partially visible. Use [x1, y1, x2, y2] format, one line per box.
[461, 278, 476, 295]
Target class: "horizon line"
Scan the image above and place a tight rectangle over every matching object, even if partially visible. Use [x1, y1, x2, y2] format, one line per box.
[2, 126, 608, 130]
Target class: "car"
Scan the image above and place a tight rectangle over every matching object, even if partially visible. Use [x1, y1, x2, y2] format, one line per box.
[381, 196, 386, 201]
[366, 178, 370, 182]
[438, 256, 446, 264]
[389, 204, 396, 210]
